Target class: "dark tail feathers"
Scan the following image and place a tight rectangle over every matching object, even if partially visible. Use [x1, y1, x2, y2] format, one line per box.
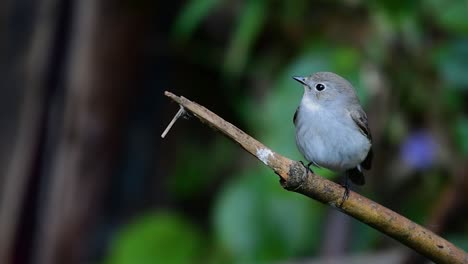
[346, 168, 365, 185]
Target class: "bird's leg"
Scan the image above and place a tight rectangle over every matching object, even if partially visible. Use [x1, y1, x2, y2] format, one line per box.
[182, 109, 193, 119]
[339, 175, 350, 207]
[306, 162, 314, 173]
[299, 161, 314, 174]
[294, 161, 314, 191]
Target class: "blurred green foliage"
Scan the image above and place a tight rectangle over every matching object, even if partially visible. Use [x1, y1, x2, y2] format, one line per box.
[172, 0, 221, 42]
[106, 0, 468, 263]
[169, 138, 235, 198]
[223, 0, 266, 76]
[436, 39, 468, 88]
[106, 213, 204, 264]
[455, 117, 468, 157]
[214, 169, 323, 262]
[425, 0, 468, 33]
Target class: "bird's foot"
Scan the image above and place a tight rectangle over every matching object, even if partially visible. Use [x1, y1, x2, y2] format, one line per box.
[299, 161, 314, 174]
[182, 110, 193, 119]
[293, 161, 312, 191]
[339, 177, 350, 207]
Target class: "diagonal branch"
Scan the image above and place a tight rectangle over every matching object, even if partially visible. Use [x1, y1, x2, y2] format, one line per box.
[163, 91, 468, 264]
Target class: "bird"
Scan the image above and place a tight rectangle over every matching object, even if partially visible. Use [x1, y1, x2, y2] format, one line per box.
[292, 72, 373, 199]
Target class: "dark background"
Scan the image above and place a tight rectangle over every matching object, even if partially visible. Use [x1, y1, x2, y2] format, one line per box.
[0, 0, 467, 263]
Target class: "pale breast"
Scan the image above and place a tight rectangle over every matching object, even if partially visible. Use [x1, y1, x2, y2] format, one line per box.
[294, 104, 371, 171]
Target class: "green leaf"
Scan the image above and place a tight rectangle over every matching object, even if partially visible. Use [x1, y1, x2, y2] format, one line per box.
[172, 0, 221, 41]
[424, 0, 468, 33]
[441, 87, 463, 113]
[213, 169, 323, 263]
[370, 0, 419, 24]
[224, 0, 267, 76]
[454, 117, 468, 156]
[169, 138, 235, 198]
[279, 0, 309, 26]
[434, 39, 468, 89]
[372, 0, 418, 16]
[106, 212, 204, 264]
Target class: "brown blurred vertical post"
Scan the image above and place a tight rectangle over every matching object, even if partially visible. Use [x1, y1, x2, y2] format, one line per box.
[33, 0, 147, 263]
[0, 0, 62, 263]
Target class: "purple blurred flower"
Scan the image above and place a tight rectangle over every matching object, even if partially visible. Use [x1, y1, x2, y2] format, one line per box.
[401, 131, 438, 170]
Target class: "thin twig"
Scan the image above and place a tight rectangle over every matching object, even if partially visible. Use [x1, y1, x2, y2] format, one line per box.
[163, 91, 468, 264]
[161, 105, 186, 138]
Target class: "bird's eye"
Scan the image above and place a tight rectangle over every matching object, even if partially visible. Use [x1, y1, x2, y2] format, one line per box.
[315, 83, 325, 91]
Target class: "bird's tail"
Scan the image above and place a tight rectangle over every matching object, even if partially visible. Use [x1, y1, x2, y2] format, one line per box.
[346, 168, 365, 185]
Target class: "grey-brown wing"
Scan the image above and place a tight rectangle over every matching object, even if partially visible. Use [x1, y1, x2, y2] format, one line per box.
[293, 106, 299, 125]
[350, 109, 373, 170]
[350, 109, 371, 140]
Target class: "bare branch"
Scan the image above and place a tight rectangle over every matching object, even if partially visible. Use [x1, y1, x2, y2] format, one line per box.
[163, 91, 468, 264]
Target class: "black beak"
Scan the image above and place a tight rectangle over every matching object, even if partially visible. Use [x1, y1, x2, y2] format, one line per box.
[292, 76, 307, 85]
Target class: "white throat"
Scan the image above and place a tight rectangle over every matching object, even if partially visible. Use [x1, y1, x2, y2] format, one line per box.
[301, 94, 321, 112]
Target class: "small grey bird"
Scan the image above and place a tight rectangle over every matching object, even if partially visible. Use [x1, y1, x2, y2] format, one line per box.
[293, 72, 373, 191]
